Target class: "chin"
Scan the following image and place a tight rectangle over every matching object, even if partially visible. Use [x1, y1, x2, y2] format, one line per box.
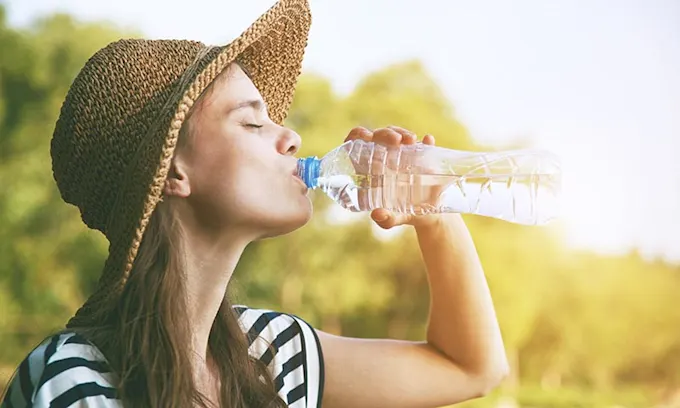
[256, 207, 312, 240]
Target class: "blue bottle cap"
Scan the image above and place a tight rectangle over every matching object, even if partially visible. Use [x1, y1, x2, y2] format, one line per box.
[297, 157, 321, 188]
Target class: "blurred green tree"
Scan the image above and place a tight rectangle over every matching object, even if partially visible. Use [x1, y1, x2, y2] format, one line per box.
[0, 8, 136, 370]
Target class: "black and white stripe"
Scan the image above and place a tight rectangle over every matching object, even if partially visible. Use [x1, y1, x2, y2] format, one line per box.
[234, 306, 324, 408]
[2, 333, 119, 408]
[2, 307, 324, 407]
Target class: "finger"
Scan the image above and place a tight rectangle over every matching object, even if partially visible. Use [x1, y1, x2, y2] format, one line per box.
[371, 209, 413, 229]
[344, 126, 373, 143]
[371, 209, 394, 229]
[371, 127, 402, 147]
[388, 125, 417, 144]
[422, 134, 436, 145]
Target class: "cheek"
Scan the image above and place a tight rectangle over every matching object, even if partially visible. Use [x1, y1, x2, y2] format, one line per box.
[198, 148, 274, 211]
[188, 144, 244, 213]
[222, 160, 312, 229]
[189, 141, 310, 229]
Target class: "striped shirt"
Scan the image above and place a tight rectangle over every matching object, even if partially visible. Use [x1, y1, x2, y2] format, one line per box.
[1, 306, 325, 408]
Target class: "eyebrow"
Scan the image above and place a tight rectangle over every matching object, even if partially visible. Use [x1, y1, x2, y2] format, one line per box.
[227, 99, 267, 114]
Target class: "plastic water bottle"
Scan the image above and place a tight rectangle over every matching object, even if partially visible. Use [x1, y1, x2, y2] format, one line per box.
[296, 139, 561, 225]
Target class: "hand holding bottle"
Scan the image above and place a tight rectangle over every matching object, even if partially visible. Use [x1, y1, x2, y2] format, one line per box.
[342, 125, 445, 229]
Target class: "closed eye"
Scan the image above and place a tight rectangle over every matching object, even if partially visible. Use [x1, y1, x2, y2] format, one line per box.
[244, 123, 263, 129]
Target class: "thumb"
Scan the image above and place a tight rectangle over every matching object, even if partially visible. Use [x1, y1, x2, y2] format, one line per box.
[371, 209, 412, 229]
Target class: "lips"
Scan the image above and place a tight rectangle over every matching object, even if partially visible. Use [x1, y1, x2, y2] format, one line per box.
[293, 173, 306, 186]
[291, 161, 303, 180]
[290, 160, 308, 190]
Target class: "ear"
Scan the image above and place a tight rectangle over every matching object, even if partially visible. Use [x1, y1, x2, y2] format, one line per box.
[163, 158, 191, 198]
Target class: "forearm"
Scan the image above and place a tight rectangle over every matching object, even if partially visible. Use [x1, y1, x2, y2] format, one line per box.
[416, 214, 508, 379]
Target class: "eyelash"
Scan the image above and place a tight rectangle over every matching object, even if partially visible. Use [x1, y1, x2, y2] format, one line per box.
[243, 123, 263, 129]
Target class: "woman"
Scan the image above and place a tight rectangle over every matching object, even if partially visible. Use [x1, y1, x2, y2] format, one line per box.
[1, 0, 508, 407]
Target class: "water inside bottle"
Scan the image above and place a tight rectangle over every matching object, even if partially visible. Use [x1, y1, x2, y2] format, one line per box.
[318, 173, 560, 225]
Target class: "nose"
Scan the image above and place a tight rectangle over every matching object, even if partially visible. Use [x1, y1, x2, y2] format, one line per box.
[276, 127, 301, 156]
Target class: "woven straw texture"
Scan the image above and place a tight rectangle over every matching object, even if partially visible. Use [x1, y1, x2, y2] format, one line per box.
[50, 0, 311, 328]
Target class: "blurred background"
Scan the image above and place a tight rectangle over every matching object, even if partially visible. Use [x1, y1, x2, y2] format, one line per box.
[1, 0, 679, 406]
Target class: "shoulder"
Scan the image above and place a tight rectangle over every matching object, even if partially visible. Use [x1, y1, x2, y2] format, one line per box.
[1, 332, 120, 408]
[234, 305, 325, 408]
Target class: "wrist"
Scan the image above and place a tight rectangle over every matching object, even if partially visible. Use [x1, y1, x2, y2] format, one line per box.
[415, 213, 481, 266]
[413, 213, 466, 234]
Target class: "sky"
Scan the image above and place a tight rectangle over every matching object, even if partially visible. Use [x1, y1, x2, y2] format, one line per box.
[6, 0, 680, 262]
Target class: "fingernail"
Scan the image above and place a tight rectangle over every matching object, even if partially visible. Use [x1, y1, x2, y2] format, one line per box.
[376, 213, 389, 222]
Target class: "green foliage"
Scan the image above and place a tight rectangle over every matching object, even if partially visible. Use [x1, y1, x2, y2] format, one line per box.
[1, 8, 679, 406]
[0, 9, 136, 369]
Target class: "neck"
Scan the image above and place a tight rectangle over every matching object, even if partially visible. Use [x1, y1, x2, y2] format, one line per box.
[182, 226, 250, 363]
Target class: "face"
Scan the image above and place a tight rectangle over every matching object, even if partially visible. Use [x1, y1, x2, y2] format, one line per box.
[166, 63, 312, 240]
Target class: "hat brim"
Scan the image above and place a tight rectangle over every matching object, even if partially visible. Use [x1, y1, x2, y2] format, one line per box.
[66, 0, 311, 327]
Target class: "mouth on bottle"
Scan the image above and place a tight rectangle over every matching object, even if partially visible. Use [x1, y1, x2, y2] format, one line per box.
[297, 157, 321, 189]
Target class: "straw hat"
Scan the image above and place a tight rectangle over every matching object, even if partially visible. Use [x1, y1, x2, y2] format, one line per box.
[51, 0, 312, 328]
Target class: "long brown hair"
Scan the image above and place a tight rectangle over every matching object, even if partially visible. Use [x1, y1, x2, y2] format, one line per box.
[70, 69, 288, 407]
[72, 195, 286, 407]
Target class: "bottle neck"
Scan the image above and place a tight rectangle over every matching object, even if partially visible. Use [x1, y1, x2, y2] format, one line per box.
[297, 156, 321, 189]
